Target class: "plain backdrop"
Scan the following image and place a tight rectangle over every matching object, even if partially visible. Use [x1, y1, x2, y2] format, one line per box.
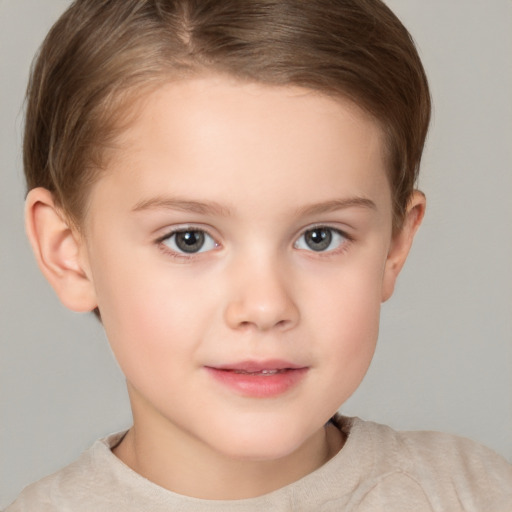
[1, 0, 511, 507]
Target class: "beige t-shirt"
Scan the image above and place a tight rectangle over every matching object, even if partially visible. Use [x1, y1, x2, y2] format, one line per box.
[6, 416, 512, 511]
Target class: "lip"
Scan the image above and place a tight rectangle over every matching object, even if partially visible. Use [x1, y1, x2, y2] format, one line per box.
[205, 360, 308, 398]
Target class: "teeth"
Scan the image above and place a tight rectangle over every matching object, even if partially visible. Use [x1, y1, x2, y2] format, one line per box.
[233, 369, 283, 375]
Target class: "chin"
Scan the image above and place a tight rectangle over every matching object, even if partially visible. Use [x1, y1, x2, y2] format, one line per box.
[206, 418, 318, 462]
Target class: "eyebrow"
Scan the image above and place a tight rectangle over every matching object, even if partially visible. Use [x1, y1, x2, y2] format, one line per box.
[295, 197, 377, 217]
[132, 195, 376, 217]
[131, 196, 232, 216]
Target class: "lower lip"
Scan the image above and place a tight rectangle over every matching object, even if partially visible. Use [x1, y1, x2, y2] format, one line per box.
[205, 367, 308, 398]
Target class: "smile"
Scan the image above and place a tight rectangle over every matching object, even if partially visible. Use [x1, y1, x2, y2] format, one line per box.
[205, 361, 308, 398]
[232, 369, 286, 375]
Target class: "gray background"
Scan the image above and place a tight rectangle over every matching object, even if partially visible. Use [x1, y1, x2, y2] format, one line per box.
[1, 0, 511, 507]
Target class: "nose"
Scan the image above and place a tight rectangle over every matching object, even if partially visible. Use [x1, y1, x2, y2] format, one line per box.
[223, 258, 300, 332]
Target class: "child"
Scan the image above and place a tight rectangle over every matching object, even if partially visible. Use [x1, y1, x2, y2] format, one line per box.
[6, 0, 512, 510]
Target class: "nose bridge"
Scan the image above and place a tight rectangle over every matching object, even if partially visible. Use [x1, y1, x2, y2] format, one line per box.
[223, 249, 299, 332]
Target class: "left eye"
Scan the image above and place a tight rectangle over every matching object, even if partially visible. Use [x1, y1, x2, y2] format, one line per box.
[294, 227, 346, 252]
[162, 229, 217, 254]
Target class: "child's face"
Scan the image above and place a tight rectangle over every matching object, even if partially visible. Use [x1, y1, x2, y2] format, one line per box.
[79, 76, 403, 460]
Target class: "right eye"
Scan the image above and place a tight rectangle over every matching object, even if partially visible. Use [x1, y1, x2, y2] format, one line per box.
[161, 229, 218, 254]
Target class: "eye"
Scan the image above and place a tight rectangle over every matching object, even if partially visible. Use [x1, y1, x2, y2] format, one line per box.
[294, 226, 347, 252]
[161, 229, 217, 254]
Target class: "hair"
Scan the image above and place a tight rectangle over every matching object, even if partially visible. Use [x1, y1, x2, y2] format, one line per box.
[24, 0, 430, 232]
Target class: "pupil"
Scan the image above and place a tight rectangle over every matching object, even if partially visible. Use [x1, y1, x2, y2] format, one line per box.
[306, 228, 332, 251]
[176, 231, 205, 253]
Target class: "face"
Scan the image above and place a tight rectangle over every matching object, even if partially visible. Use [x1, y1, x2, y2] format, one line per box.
[80, 76, 397, 461]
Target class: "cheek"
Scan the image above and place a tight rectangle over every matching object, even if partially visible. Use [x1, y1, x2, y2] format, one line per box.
[91, 254, 211, 379]
[306, 253, 383, 338]
[304, 259, 384, 396]
[325, 286, 380, 370]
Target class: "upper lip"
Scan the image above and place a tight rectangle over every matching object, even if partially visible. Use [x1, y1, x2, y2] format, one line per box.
[207, 360, 307, 372]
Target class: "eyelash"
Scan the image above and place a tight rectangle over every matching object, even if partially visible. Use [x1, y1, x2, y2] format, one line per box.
[295, 225, 353, 257]
[155, 224, 353, 260]
[156, 226, 218, 261]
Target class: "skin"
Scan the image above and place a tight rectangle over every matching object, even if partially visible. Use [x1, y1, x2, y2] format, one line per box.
[26, 75, 425, 500]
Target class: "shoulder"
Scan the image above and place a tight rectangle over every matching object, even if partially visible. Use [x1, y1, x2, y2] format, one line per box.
[339, 416, 512, 512]
[4, 432, 127, 512]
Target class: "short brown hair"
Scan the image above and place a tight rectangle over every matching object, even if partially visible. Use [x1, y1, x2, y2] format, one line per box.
[24, 0, 430, 230]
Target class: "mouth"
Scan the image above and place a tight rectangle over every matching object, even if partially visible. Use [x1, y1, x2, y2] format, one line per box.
[210, 359, 306, 372]
[229, 369, 289, 375]
[205, 360, 308, 398]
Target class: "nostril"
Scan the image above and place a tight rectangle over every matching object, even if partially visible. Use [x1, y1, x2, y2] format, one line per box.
[223, 285, 300, 332]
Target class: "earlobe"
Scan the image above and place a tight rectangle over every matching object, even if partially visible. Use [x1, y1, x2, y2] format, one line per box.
[381, 190, 426, 302]
[25, 187, 97, 312]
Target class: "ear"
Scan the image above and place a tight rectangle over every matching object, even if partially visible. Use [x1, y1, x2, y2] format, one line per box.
[25, 187, 97, 312]
[381, 190, 426, 302]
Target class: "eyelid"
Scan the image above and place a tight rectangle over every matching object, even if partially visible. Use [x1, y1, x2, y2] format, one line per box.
[295, 223, 353, 241]
[155, 224, 217, 242]
[154, 223, 353, 259]
[155, 225, 220, 258]
[293, 224, 353, 253]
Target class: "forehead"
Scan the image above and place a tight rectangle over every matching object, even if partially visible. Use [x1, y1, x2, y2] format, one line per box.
[118, 75, 385, 157]
[87, 76, 391, 221]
